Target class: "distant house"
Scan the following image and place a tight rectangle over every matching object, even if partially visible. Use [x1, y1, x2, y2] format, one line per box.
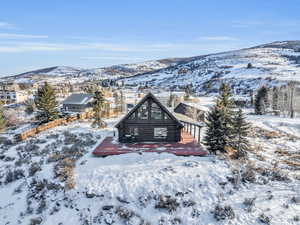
[62, 93, 93, 113]
[174, 102, 206, 121]
[0, 82, 28, 104]
[115, 92, 183, 143]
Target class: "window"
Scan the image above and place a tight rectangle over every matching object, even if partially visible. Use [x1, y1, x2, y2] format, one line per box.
[151, 102, 163, 120]
[137, 102, 148, 119]
[154, 127, 167, 139]
[128, 127, 138, 136]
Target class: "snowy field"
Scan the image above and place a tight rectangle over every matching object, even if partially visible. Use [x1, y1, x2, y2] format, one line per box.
[0, 115, 300, 225]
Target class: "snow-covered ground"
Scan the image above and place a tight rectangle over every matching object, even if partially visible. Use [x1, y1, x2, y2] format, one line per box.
[248, 115, 300, 138]
[0, 114, 300, 225]
[123, 43, 300, 95]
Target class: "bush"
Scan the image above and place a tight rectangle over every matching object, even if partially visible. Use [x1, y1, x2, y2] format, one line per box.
[155, 195, 179, 212]
[213, 205, 235, 221]
[258, 213, 271, 224]
[5, 169, 25, 184]
[29, 162, 42, 176]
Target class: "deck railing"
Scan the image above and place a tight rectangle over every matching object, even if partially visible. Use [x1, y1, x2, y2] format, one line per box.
[180, 120, 204, 144]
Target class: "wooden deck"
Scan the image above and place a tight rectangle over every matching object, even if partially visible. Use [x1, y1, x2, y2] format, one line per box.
[92, 132, 207, 157]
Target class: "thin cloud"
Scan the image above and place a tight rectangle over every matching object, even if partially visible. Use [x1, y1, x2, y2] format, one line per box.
[0, 21, 14, 29]
[0, 33, 48, 39]
[199, 36, 238, 41]
[0, 40, 245, 54]
[0, 42, 178, 53]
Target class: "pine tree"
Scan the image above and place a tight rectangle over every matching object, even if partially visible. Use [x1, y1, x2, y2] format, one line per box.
[254, 86, 268, 115]
[24, 99, 36, 115]
[0, 102, 6, 132]
[216, 83, 235, 141]
[204, 83, 236, 154]
[35, 82, 59, 123]
[204, 105, 228, 153]
[231, 108, 250, 158]
[92, 91, 106, 128]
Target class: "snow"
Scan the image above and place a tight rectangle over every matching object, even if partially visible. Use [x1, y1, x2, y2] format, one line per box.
[248, 115, 300, 138]
[123, 44, 300, 95]
[1, 113, 300, 224]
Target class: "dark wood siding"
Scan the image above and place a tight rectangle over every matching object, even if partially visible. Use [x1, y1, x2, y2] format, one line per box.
[116, 93, 182, 143]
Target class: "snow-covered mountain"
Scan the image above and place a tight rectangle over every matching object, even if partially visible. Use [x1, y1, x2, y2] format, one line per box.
[8, 60, 180, 82]
[78, 60, 174, 80]
[17, 66, 83, 77]
[123, 41, 300, 94]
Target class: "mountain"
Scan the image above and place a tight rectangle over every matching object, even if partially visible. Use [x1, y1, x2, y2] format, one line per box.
[17, 66, 82, 77]
[123, 41, 300, 94]
[6, 60, 184, 82]
[78, 60, 175, 79]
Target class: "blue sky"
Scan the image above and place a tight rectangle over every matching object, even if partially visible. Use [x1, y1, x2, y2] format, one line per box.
[1, 0, 300, 76]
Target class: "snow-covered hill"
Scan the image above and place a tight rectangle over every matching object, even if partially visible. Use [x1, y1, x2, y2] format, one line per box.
[123, 41, 300, 94]
[1, 116, 300, 225]
[6, 60, 177, 83]
[17, 66, 83, 77]
[78, 60, 172, 80]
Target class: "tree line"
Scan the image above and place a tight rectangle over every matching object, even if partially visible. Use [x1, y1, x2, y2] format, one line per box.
[254, 81, 297, 118]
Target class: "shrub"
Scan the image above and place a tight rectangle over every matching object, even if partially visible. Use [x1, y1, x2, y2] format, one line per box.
[155, 195, 179, 212]
[258, 213, 271, 224]
[5, 169, 25, 184]
[213, 205, 235, 221]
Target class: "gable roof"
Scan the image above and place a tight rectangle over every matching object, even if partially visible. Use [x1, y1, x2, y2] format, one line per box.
[174, 102, 208, 112]
[62, 93, 93, 105]
[115, 92, 183, 128]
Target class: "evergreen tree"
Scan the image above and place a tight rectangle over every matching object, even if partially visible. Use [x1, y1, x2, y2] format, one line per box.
[247, 63, 253, 69]
[231, 108, 250, 158]
[216, 83, 235, 141]
[24, 99, 36, 115]
[254, 86, 268, 115]
[204, 105, 228, 153]
[0, 102, 6, 132]
[204, 83, 236, 154]
[92, 91, 106, 128]
[35, 82, 59, 123]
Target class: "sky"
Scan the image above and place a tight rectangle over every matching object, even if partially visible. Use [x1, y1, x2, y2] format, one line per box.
[0, 0, 300, 76]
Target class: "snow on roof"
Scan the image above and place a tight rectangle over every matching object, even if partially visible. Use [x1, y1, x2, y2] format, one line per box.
[180, 102, 210, 112]
[63, 93, 93, 104]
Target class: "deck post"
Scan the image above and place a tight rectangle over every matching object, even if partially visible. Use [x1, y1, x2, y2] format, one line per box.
[198, 126, 201, 143]
[190, 123, 192, 135]
[194, 125, 196, 138]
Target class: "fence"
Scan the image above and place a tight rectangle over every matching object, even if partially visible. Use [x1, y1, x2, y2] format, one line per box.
[15, 111, 94, 141]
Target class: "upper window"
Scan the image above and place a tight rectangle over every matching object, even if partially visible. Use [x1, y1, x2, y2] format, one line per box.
[151, 102, 163, 120]
[137, 102, 149, 119]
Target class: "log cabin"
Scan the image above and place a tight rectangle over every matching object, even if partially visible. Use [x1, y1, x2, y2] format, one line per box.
[115, 92, 183, 143]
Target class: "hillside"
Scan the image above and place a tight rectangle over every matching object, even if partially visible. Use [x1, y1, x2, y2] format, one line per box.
[0, 116, 300, 225]
[3, 60, 181, 83]
[123, 41, 300, 94]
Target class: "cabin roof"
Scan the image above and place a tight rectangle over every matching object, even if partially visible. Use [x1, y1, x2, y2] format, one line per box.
[174, 102, 208, 112]
[115, 92, 183, 128]
[62, 93, 93, 105]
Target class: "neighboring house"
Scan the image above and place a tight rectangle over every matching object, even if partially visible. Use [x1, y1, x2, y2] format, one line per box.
[174, 102, 206, 121]
[62, 93, 94, 113]
[0, 82, 28, 104]
[115, 92, 183, 143]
